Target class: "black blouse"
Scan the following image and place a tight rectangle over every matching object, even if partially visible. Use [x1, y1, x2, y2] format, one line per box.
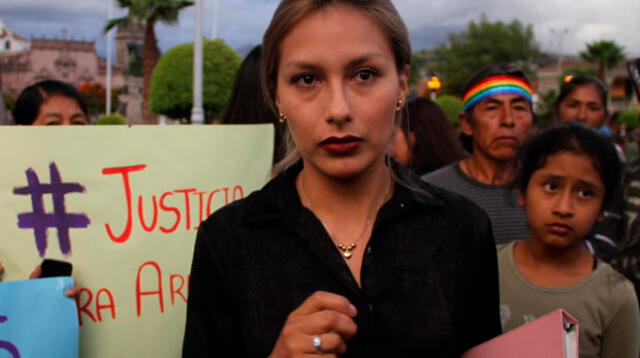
[182, 161, 501, 357]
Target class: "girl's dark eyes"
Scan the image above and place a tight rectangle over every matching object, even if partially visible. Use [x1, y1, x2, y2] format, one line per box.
[543, 182, 558, 191]
[578, 189, 595, 198]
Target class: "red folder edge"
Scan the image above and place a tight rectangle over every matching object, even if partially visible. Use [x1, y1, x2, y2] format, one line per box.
[462, 309, 579, 358]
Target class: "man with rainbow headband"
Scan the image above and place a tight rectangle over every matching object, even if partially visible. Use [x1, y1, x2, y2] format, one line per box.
[423, 64, 535, 245]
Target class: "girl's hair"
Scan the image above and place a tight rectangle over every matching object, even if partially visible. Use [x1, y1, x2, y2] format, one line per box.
[554, 74, 608, 113]
[13, 80, 89, 125]
[220, 45, 286, 164]
[404, 97, 467, 175]
[262, 0, 411, 175]
[517, 122, 621, 206]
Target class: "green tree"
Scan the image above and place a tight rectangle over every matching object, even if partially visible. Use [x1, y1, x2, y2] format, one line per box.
[433, 15, 540, 95]
[617, 109, 640, 130]
[105, 0, 193, 125]
[534, 89, 558, 128]
[150, 39, 241, 123]
[435, 95, 464, 126]
[580, 40, 625, 81]
[409, 53, 427, 86]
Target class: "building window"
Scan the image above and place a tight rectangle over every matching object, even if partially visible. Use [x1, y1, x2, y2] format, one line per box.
[5, 40, 10, 50]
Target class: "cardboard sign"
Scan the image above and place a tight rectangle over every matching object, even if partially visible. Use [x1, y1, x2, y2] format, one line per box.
[0, 277, 78, 358]
[0, 125, 273, 357]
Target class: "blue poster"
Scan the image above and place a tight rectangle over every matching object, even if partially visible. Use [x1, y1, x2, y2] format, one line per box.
[0, 277, 78, 358]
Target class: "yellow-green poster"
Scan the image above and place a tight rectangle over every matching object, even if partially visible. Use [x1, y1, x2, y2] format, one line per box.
[0, 125, 273, 357]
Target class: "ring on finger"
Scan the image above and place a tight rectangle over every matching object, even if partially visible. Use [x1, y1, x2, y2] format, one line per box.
[312, 334, 323, 354]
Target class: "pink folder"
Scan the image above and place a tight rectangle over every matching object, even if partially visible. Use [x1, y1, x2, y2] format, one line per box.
[462, 309, 579, 358]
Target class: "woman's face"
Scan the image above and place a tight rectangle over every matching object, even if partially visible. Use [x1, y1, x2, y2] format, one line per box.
[32, 95, 88, 126]
[275, 5, 407, 180]
[556, 84, 607, 129]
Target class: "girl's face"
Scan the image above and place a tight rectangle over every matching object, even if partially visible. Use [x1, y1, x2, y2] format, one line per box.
[519, 151, 604, 250]
[557, 84, 607, 129]
[275, 5, 408, 180]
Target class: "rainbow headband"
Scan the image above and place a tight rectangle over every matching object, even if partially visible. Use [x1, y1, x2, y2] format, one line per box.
[462, 75, 533, 112]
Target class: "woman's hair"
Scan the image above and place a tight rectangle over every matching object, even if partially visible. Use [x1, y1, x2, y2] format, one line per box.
[12, 80, 89, 125]
[262, 0, 411, 174]
[404, 97, 467, 175]
[554, 74, 608, 112]
[220, 45, 285, 163]
[460, 64, 534, 152]
[517, 122, 621, 207]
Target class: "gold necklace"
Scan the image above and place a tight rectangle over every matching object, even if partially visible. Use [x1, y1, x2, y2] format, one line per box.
[299, 175, 391, 259]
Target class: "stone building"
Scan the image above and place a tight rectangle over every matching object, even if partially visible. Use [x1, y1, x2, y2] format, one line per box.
[0, 19, 29, 54]
[0, 28, 125, 100]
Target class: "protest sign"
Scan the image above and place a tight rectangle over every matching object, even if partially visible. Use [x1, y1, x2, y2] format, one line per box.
[0, 277, 78, 358]
[0, 125, 273, 357]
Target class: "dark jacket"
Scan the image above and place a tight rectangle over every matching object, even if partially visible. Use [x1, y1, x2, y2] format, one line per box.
[182, 161, 501, 357]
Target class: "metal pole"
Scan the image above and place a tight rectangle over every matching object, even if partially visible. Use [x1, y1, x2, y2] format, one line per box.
[557, 29, 569, 74]
[551, 28, 569, 74]
[211, 0, 219, 39]
[106, 0, 113, 115]
[191, 0, 204, 124]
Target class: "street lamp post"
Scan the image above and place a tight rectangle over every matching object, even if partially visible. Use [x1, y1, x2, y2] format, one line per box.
[106, 0, 113, 115]
[211, 0, 219, 39]
[191, 0, 204, 125]
[550, 28, 569, 74]
[427, 75, 441, 101]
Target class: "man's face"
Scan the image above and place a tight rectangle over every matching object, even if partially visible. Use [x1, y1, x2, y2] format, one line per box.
[461, 94, 534, 162]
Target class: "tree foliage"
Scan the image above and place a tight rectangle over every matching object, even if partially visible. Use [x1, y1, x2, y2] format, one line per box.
[617, 109, 640, 130]
[96, 113, 126, 125]
[105, 0, 193, 124]
[78, 82, 121, 115]
[432, 15, 540, 95]
[580, 40, 625, 81]
[409, 53, 427, 86]
[534, 89, 558, 129]
[435, 95, 463, 126]
[150, 39, 241, 123]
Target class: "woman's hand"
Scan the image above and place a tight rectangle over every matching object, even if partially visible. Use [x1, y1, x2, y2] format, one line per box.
[269, 291, 358, 357]
[29, 265, 80, 298]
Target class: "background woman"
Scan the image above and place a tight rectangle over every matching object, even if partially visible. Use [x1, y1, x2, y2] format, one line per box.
[12, 79, 89, 126]
[390, 97, 467, 175]
[554, 75, 608, 129]
[220, 45, 286, 164]
[183, 1, 501, 357]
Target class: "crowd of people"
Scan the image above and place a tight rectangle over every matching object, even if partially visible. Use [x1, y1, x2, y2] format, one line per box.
[2, 0, 640, 357]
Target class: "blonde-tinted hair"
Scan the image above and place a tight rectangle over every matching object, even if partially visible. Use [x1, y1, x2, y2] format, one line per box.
[261, 0, 412, 175]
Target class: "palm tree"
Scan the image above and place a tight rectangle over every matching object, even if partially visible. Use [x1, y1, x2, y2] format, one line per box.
[580, 40, 625, 82]
[105, 0, 193, 125]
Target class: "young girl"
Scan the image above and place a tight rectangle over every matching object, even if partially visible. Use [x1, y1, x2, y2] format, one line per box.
[182, 0, 501, 357]
[499, 123, 640, 358]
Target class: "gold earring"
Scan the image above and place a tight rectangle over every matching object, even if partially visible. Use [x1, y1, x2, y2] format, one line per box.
[279, 112, 287, 123]
[395, 99, 404, 111]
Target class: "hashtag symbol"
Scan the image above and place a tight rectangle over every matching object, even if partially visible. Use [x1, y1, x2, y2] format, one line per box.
[13, 162, 90, 257]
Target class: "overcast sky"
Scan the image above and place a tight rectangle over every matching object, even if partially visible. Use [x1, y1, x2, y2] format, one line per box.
[1, 0, 638, 59]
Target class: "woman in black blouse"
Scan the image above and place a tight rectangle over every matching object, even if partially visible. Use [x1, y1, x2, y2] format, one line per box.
[182, 1, 501, 357]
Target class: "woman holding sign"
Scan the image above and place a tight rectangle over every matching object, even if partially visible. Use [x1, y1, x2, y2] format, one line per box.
[183, 1, 501, 357]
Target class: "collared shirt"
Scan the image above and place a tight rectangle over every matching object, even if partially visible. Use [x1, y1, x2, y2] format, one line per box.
[182, 161, 501, 357]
